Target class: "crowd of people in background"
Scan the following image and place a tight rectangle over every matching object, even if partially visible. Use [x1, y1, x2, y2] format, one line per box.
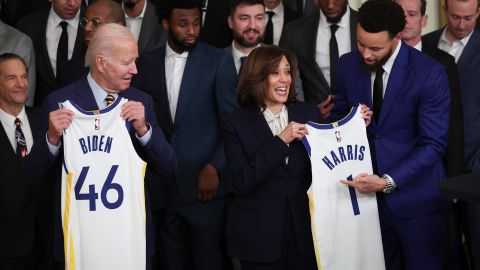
[1, 0, 480, 269]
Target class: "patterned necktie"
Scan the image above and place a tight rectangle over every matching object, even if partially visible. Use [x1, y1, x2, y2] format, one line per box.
[104, 94, 116, 107]
[14, 118, 28, 158]
[373, 68, 384, 123]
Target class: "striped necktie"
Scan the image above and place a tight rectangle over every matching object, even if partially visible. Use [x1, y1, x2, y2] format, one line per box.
[104, 94, 115, 107]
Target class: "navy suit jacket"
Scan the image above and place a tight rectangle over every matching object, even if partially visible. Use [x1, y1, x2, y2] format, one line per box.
[221, 102, 319, 262]
[332, 43, 450, 218]
[423, 28, 480, 172]
[147, 42, 238, 203]
[25, 77, 176, 262]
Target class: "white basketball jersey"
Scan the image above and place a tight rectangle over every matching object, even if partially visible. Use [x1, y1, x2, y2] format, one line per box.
[61, 97, 146, 270]
[302, 106, 385, 270]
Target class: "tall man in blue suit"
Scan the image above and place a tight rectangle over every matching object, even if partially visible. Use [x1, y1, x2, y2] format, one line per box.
[147, 1, 237, 269]
[336, 0, 451, 269]
[423, 0, 480, 268]
[25, 23, 176, 269]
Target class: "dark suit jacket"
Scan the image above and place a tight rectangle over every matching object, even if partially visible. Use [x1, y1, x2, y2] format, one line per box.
[25, 78, 176, 263]
[137, 0, 167, 54]
[283, 3, 301, 24]
[221, 102, 319, 262]
[280, 8, 358, 103]
[283, 0, 317, 16]
[421, 44, 464, 177]
[423, 28, 480, 172]
[147, 42, 237, 203]
[17, 7, 87, 107]
[0, 107, 41, 260]
[200, 0, 232, 48]
[332, 42, 450, 218]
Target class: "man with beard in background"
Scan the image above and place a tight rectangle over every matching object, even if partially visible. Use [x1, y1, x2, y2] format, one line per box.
[332, 0, 451, 268]
[147, 1, 238, 269]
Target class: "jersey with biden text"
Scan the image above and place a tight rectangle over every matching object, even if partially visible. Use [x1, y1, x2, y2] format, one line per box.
[60, 97, 146, 270]
[302, 106, 385, 270]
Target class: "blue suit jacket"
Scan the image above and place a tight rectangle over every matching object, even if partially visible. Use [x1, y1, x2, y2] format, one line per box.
[423, 28, 480, 172]
[25, 77, 176, 263]
[147, 42, 238, 203]
[221, 102, 319, 262]
[332, 43, 450, 218]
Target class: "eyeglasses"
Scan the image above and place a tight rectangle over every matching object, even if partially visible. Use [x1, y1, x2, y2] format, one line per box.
[80, 17, 110, 28]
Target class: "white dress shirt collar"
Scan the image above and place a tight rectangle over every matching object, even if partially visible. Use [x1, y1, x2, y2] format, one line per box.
[319, 6, 350, 30]
[231, 41, 260, 73]
[87, 72, 118, 109]
[382, 40, 402, 77]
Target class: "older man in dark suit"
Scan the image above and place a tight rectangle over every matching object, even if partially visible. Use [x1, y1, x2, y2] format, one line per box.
[0, 53, 41, 270]
[25, 23, 175, 269]
[17, 0, 87, 107]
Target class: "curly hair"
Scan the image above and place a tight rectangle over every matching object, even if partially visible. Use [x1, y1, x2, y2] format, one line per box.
[358, 0, 406, 38]
[155, 0, 202, 23]
[236, 46, 297, 110]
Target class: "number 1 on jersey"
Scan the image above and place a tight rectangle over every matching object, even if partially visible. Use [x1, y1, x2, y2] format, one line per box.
[347, 175, 360, 215]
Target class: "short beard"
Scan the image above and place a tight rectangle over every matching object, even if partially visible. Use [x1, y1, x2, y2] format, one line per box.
[361, 49, 392, 73]
[326, 5, 348, 24]
[123, 0, 137, 10]
[168, 28, 197, 52]
[233, 31, 263, 48]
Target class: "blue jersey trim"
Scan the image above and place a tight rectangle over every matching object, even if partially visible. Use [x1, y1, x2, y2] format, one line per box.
[307, 106, 357, 130]
[68, 97, 123, 115]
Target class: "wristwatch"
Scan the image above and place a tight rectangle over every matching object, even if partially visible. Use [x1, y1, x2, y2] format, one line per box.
[382, 175, 395, 194]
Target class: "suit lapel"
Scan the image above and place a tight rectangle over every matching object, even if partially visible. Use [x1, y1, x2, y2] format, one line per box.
[245, 106, 275, 150]
[379, 42, 409, 124]
[309, 11, 330, 91]
[71, 7, 87, 60]
[74, 78, 99, 110]
[173, 45, 204, 126]
[457, 29, 480, 72]
[138, 1, 154, 53]
[0, 121, 16, 157]
[349, 8, 358, 50]
[40, 11, 56, 83]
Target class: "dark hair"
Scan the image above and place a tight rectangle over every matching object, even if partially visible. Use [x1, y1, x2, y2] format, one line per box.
[419, 0, 427, 16]
[155, 0, 202, 23]
[88, 0, 126, 25]
[358, 0, 406, 38]
[0, 53, 28, 75]
[444, 0, 480, 10]
[237, 46, 297, 110]
[229, 0, 264, 16]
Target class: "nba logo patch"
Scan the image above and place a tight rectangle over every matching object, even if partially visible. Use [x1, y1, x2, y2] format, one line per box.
[95, 118, 101, 130]
[335, 131, 341, 142]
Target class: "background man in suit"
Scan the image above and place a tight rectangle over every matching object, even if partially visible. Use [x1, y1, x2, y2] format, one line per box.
[0, 20, 36, 106]
[423, 0, 480, 268]
[25, 23, 176, 269]
[394, 1, 466, 268]
[263, 0, 300, 45]
[283, 0, 316, 16]
[335, 0, 451, 268]
[17, 0, 86, 107]
[147, 1, 237, 269]
[280, 0, 357, 113]
[0, 53, 41, 270]
[227, 0, 265, 74]
[122, 0, 167, 53]
[199, 0, 233, 48]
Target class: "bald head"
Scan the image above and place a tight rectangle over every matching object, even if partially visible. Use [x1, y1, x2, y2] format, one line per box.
[83, 0, 126, 44]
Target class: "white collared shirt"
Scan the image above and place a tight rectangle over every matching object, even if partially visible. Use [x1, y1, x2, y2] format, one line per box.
[370, 41, 402, 99]
[413, 40, 422, 51]
[0, 106, 34, 153]
[46, 7, 80, 76]
[124, 0, 147, 42]
[165, 44, 188, 120]
[316, 7, 351, 87]
[231, 41, 261, 74]
[438, 27, 473, 63]
[265, 3, 285, 46]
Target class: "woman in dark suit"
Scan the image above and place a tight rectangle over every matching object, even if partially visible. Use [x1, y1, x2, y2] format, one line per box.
[221, 46, 319, 269]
